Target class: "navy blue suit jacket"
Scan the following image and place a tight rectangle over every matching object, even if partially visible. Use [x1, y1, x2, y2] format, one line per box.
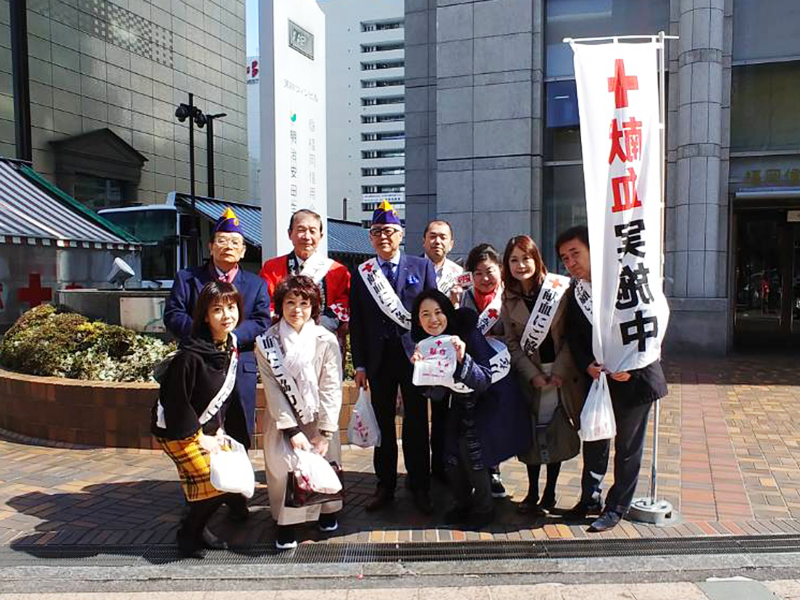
[349, 253, 437, 380]
[163, 262, 270, 444]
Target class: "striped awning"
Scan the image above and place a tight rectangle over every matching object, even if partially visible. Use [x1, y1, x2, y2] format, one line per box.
[0, 160, 138, 249]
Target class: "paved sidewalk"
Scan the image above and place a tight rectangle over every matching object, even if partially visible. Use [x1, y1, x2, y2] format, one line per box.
[0, 354, 799, 550]
[2, 580, 800, 599]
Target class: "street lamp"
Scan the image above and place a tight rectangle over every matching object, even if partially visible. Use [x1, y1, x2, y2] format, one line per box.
[175, 93, 207, 262]
[205, 113, 227, 199]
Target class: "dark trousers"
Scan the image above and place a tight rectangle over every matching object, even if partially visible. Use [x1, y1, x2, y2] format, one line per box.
[526, 462, 561, 502]
[177, 494, 227, 552]
[430, 396, 449, 477]
[368, 340, 431, 493]
[580, 399, 652, 514]
[447, 436, 492, 515]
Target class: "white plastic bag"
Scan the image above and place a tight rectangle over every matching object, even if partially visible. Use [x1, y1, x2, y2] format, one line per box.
[579, 372, 617, 442]
[209, 435, 255, 498]
[294, 449, 343, 494]
[347, 388, 382, 448]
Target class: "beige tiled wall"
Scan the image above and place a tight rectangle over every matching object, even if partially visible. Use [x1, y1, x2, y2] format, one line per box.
[0, 0, 250, 204]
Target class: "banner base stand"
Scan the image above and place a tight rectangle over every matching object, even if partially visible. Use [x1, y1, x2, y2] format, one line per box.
[628, 497, 676, 526]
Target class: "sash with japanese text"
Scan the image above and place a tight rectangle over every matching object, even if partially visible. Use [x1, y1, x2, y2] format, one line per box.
[571, 41, 670, 374]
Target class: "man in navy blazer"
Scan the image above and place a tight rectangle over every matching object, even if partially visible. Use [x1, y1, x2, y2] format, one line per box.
[164, 207, 270, 453]
[349, 200, 437, 513]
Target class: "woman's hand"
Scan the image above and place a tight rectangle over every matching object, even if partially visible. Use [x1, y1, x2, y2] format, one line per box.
[587, 361, 604, 380]
[449, 284, 463, 308]
[290, 431, 313, 451]
[451, 336, 466, 363]
[549, 374, 563, 388]
[532, 374, 549, 388]
[198, 433, 220, 453]
[609, 371, 631, 382]
[310, 434, 330, 457]
[411, 348, 424, 363]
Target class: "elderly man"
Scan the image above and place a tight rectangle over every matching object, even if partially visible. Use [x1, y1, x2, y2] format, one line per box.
[349, 200, 437, 513]
[260, 208, 350, 333]
[164, 207, 270, 454]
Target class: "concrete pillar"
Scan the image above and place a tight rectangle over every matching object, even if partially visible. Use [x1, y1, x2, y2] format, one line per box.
[664, 0, 732, 354]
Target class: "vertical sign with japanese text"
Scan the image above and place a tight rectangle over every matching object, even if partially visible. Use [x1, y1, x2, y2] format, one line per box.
[260, 0, 327, 259]
[571, 41, 669, 372]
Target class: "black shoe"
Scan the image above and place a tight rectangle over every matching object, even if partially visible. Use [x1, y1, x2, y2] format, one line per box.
[443, 506, 470, 525]
[275, 525, 297, 550]
[177, 532, 206, 559]
[588, 510, 622, 533]
[227, 500, 250, 523]
[365, 488, 394, 512]
[467, 509, 495, 530]
[562, 499, 603, 519]
[517, 494, 545, 516]
[201, 527, 228, 550]
[539, 493, 557, 511]
[432, 469, 448, 484]
[412, 489, 434, 515]
[319, 512, 339, 532]
[490, 473, 509, 499]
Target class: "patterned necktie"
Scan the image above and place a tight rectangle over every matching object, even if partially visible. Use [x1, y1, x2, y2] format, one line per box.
[382, 261, 397, 288]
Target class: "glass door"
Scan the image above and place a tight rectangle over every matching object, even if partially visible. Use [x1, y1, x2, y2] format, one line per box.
[792, 223, 800, 338]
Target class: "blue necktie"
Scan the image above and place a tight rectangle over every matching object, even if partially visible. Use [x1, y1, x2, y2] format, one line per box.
[382, 261, 397, 288]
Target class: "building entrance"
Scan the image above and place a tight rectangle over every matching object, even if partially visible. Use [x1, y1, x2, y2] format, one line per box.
[733, 209, 800, 348]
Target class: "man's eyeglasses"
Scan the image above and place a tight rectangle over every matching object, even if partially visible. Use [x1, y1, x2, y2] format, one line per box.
[369, 227, 401, 238]
[214, 238, 244, 249]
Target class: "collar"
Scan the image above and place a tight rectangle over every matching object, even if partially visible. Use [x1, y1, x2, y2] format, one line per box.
[377, 253, 401, 267]
[212, 262, 238, 278]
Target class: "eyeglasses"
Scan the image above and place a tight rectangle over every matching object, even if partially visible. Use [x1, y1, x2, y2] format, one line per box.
[214, 238, 244, 249]
[369, 227, 401, 238]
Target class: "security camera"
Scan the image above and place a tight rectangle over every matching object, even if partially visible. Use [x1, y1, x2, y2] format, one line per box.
[107, 257, 135, 289]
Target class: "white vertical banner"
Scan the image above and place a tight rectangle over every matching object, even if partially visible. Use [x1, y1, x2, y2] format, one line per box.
[571, 41, 669, 374]
[260, 0, 327, 260]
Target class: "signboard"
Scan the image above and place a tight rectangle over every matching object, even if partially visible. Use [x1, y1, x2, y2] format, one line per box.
[246, 56, 259, 84]
[260, 0, 327, 259]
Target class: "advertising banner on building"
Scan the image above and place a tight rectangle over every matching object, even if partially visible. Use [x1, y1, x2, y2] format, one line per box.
[570, 41, 669, 375]
[260, 0, 327, 258]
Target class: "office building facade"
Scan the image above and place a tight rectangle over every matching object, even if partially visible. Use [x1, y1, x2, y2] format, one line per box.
[405, 0, 800, 354]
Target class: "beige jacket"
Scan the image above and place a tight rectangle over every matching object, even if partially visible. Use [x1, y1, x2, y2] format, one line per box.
[256, 323, 343, 525]
[501, 285, 583, 427]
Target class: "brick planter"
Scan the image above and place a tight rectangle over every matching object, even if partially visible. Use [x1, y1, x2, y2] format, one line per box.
[0, 367, 359, 449]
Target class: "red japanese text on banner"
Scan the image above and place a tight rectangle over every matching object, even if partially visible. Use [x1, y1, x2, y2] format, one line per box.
[571, 41, 669, 373]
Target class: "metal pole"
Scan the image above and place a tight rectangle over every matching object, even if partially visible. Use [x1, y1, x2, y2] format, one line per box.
[206, 116, 215, 199]
[10, 0, 32, 162]
[187, 93, 201, 263]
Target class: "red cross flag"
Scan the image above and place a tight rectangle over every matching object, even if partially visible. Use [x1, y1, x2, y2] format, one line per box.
[570, 41, 670, 374]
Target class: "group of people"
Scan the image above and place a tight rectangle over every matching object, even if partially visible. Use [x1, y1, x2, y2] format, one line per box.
[151, 200, 667, 557]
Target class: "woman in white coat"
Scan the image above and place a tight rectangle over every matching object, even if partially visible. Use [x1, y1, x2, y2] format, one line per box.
[255, 275, 343, 550]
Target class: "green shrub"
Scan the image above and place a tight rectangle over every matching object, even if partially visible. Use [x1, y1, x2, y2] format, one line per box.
[0, 304, 175, 382]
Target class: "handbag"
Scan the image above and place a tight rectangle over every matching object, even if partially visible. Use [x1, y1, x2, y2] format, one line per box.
[209, 435, 256, 498]
[284, 461, 344, 508]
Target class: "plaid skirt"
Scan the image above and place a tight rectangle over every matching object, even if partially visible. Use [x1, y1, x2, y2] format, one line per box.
[157, 431, 227, 502]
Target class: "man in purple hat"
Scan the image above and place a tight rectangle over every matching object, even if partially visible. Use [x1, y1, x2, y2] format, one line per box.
[349, 200, 438, 514]
[164, 207, 270, 502]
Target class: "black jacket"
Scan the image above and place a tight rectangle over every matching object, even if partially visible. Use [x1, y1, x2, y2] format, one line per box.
[151, 334, 239, 440]
[564, 285, 668, 407]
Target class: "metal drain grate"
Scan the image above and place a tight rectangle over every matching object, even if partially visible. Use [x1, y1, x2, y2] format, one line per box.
[5, 534, 800, 566]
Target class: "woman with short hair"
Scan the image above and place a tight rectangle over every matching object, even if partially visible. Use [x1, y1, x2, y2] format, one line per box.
[256, 275, 343, 550]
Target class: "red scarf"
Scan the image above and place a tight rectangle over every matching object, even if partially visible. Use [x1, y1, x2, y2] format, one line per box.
[473, 287, 498, 313]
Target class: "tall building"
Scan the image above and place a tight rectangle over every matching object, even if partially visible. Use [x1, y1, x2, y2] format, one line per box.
[0, 0, 250, 208]
[320, 0, 405, 226]
[405, 0, 800, 355]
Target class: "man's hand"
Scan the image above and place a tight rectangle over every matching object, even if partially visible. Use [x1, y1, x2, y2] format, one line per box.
[587, 361, 603, 380]
[549, 374, 563, 388]
[411, 348, 423, 363]
[532, 374, 549, 388]
[290, 432, 313, 451]
[609, 371, 631, 382]
[449, 284, 463, 308]
[310, 434, 330, 457]
[355, 370, 369, 390]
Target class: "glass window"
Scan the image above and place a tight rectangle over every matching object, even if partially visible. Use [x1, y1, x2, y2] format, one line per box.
[545, 80, 583, 161]
[733, 0, 800, 62]
[545, 0, 669, 77]
[731, 62, 800, 152]
[73, 174, 125, 210]
[542, 165, 587, 269]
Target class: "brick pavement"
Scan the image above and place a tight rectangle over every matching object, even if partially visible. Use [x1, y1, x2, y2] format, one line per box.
[0, 354, 799, 551]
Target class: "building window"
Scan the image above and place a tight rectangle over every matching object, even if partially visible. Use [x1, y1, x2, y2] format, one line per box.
[361, 20, 404, 32]
[544, 0, 669, 78]
[361, 60, 404, 71]
[362, 185, 405, 194]
[361, 96, 404, 107]
[362, 149, 405, 159]
[732, 0, 800, 62]
[362, 131, 405, 141]
[731, 62, 800, 152]
[542, 165, 587, 269]
[361, 78, 404, 88]
[361, 41, 405, 53]
[73, 174, 125, 210]
[362, 167, 405, 177]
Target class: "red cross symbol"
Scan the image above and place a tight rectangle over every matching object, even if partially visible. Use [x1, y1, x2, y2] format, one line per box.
[435, 340, 442, 346]
[607, 59, 638, 109]
[363, 262, 374, 272]
[488, 308, 498, 318]
[17, 273, 52, 308]
[551, 277, 564, 289]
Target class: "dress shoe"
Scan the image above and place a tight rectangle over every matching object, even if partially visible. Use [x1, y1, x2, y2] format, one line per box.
[365, 488, 394, 512]
[443, 506, 470, 525]
[202, 527, 228, 550]
[538, 492, 557, 511]
[467, 509, 495, 530]
[516, 494, 545, 516]
[275, 525, 297, 550]
[412, 489, 434, 515]
[318, 512, 339, 532]
[490, 473, 509, 498]
[562, 499, 603, 520]
[588, 510, 622, 532]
